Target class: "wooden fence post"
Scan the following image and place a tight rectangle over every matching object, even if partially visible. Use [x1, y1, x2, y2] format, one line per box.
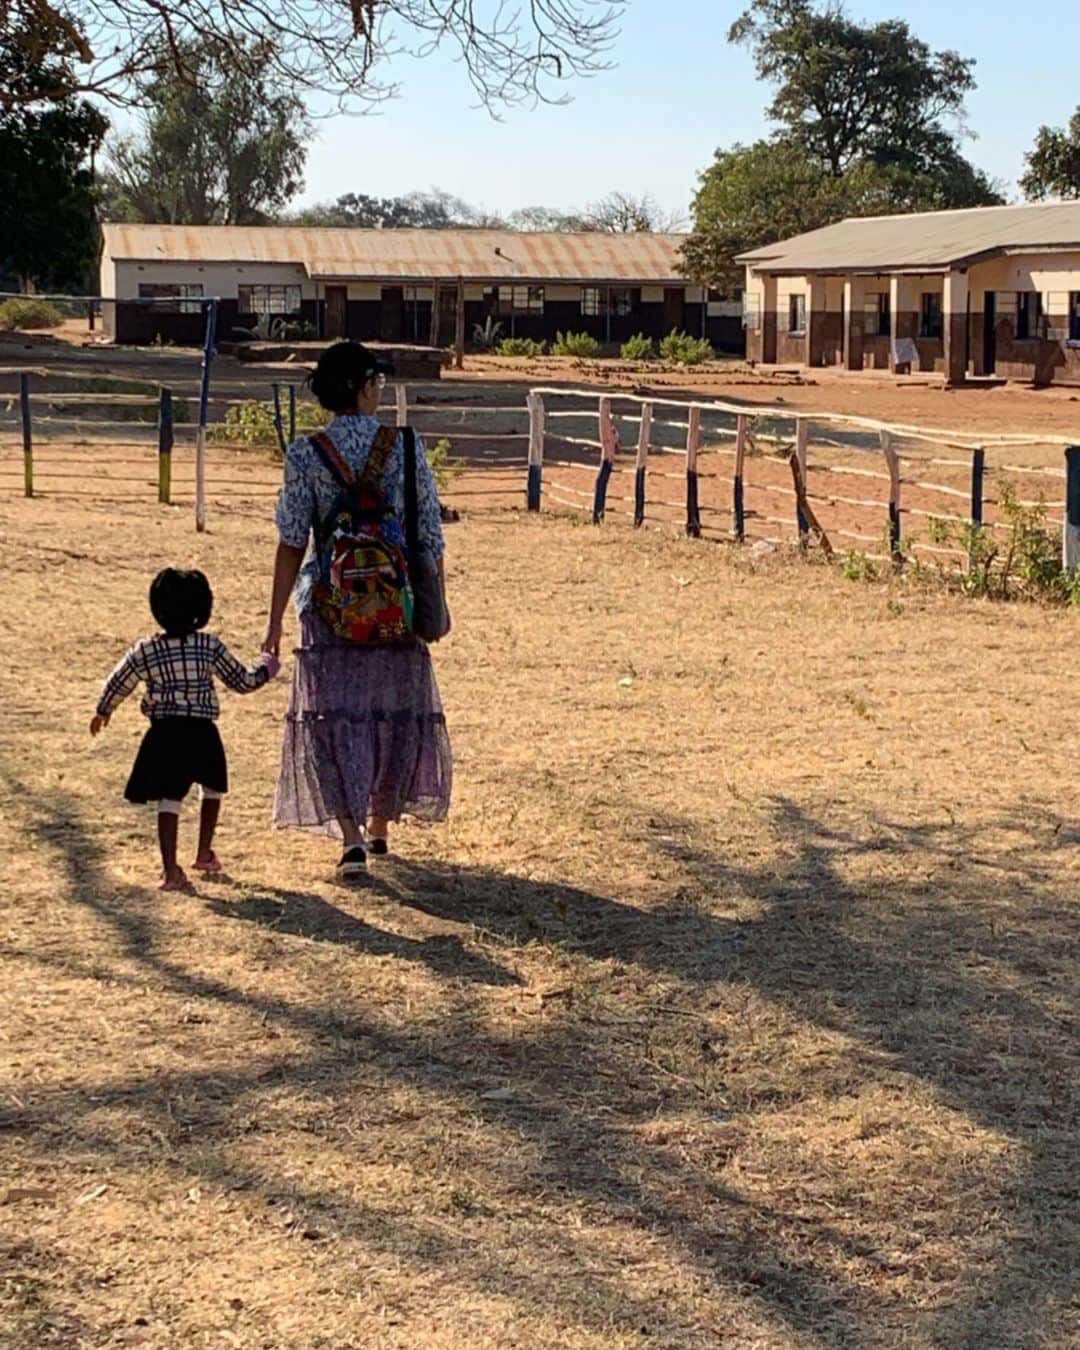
[454, 275, 466, 370]
[158, 387, 174, 505]
[685, 405, 702, 537]
[733, 413, 747, 541]
[795, 418, 809, 547]
[395, 383, 408, 427]
[880, 428, 901, 563]
[19, 372, 32, 498]
[634, 401, 652, 527]
[592, 396, 616, 524]
[271, 382, 286, 456]
[970, 447, 985, 531]
[288, 384, 297, 443]
[527, 392, 545, 511]
[1064, 446, 1080, 570]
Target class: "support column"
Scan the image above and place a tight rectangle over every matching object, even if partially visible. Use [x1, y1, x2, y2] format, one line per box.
[889, 276, 915, 373]
[806, 277, 827, 367]
[762, 275, 778, 365]
[943, 269, 969, 386]
[843, 277, 866, 371]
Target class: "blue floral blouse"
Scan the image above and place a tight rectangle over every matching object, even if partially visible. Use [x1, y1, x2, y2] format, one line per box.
[276, 413, 446, 615]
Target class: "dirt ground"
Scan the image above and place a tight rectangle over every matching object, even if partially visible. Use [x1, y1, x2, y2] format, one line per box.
[1, 454, 1077, 1347]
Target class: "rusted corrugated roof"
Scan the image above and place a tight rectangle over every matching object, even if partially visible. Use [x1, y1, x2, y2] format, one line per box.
[101, 224, 689, 283]
[738, 201, 1080, 273]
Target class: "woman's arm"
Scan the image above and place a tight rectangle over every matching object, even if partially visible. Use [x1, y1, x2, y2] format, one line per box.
[263, 542, 306, 656]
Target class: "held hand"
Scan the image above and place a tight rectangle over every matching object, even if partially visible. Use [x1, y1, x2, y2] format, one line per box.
[259, 652, 282, 680]
[90, 713, 109, 737]
[262, 618, 283, 659]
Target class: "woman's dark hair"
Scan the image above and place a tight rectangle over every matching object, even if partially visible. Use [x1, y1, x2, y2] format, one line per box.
[150, 568, 213, 639]
[307, 341, 388, 412]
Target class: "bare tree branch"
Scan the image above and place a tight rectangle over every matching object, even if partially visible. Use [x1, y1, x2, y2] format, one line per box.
[0, 0, 627, 110]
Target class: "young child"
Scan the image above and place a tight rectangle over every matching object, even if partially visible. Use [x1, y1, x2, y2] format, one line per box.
[91, 568, 280, 890]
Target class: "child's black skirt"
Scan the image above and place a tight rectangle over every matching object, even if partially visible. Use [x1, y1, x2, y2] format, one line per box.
[125, 717, 228, 804]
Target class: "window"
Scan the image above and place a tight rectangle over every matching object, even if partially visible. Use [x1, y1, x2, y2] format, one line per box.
[864, 291, 890, 337]
[1016, 291, 1043, 341]
[237, 284, 302, 315]
[580, 287, 638, 317]
[497, 285, 544, 315]
[920, 292, 943, 340]
[138, 282, 203, 314]
[1069, 293, 1080, 343]
[788, 294, 807, 334]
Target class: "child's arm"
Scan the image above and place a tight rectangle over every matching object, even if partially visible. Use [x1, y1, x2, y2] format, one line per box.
[91, 644, 145, 733]
[211, 638, 280, 693]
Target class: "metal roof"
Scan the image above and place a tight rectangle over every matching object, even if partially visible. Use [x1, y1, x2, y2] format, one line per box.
[737, 201, 1080, 274]
[101, 224, 689, 284]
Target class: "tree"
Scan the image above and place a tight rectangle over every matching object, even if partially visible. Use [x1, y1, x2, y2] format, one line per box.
[583, 191, 684, 232]
[102, 38, 308, 225]
[1021, 108, 1080, 200]
[729, 0, 976, 177]
[682, 1, 1003, 288]
[0, 17, 106, 289]
[1, 0, 627, 113]
[288, 188, 503, 229]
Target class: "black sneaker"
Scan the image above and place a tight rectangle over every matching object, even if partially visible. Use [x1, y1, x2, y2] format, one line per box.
[337, 845, 367, 879]
[368, 836, 389, 857]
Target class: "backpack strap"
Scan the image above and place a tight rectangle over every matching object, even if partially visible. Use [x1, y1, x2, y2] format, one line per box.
[362, 424, 399, 490]
[309, 431, 356, 488]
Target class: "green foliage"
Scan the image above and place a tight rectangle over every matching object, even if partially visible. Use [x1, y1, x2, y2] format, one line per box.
[0, 23, 106, 291]
[681, 2, 1002, 287]
[497, 336, 546, 357]
[214, 398, 323, 448]
[621, 333, 657, 361]
[552, 330, 602, 358]
[426, 438, 465, 492]
[660, 330, 714, 365]
[0, 298, 64, 330]
[102, 36, 309, 225]
[1021, 106, 1080, 201]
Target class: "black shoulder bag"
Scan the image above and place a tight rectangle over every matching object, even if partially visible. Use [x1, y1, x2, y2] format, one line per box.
[403, 427, 451, 643]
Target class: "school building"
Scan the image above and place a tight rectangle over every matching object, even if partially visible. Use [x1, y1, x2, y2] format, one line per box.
[739, 201, 1080, 385]
[99, 224, 743, 352]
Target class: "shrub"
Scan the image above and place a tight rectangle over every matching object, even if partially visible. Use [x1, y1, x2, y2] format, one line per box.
[0, 298, 64, 331]
[497, 336, 546, 358]
[427, 437, 465, 492]
[552, 330, 602, 358]
[621, 333, 656, 361]
[660, 330, 715, 365]
[214, 397, 324, 449]
[473, 316, 504, 351]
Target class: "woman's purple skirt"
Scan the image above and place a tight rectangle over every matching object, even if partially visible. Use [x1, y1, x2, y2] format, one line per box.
[274, 610, 452, 837]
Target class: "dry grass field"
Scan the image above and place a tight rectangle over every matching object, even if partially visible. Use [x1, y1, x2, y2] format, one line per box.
[1, 414, 1078, 1345]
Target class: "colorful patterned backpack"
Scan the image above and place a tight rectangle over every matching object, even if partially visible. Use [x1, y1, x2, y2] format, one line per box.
[310, 427, 414, 643]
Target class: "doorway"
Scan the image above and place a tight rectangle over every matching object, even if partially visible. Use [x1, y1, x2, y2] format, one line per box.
[663, 287, 685, 334]
[982, 291, 996, 375]
[380, 286, 404, 342]
[325, 285, 348, 339]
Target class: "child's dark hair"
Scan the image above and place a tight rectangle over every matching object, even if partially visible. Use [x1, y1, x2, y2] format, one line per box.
[150, 568, 213, 638]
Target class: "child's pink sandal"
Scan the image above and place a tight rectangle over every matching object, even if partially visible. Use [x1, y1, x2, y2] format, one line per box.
[193, 852, 223, 874]
[160, 869, 192, 892]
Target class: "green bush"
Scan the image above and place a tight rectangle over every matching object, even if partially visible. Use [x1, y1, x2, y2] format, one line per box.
[621, 333, 657, 361]
[214, 397, 324, 449]
[0, 298, 64, 331]
[552, 330, 602, 358]
[660, 330, 715, 365]
[497, 336, 546, 357]
[427, 437, 465, 492]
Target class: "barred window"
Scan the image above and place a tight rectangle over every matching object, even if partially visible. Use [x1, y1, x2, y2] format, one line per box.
[788, 294, 806, 335]
[581, 286, 639, 316]
[919, 292, 943, 340]
[238, 284, 302, 315]
[864, 292, 890, 337]
[1071, 293, 1080, 343]
[497, 285, 544, 315]
[1016, 291, 1043, 341]
[138, 283, 203, 315]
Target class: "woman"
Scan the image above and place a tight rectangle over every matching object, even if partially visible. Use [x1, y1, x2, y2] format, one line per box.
[263, 341, 451, 877]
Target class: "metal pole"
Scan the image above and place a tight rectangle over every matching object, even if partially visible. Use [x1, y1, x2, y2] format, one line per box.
[1063, 446, 1080, 570]
[158, 387, 174, 504]
[288, 384, 297, 443]
[271, 382, 286, 456]
[195, 298, 218, 533]
[20, 372, 32, 498]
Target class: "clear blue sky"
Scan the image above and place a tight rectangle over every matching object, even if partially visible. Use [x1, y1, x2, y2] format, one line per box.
[298, 0, 1080, 217]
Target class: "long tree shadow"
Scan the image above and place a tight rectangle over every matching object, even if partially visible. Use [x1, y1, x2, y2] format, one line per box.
[6, 770, 1076, 1345]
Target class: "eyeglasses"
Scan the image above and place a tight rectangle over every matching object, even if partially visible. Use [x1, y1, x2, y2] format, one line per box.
[375, 373, 387, 389]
